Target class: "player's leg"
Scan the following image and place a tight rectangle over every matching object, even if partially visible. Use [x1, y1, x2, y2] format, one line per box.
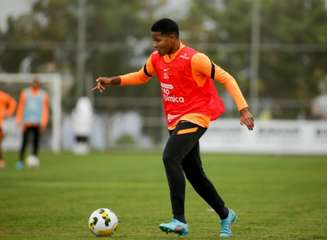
[182, 143, 229, 218]
[182, 143, 237, 237]
[160, 121, 206, 236]
[17, 127, 30, 169]
[0, 127, 4, 168]
[31, 126, 40, 157]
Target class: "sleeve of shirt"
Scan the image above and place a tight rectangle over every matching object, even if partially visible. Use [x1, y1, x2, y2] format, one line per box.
[4, 93, 16, 117]
[191, 53, 248, 111]
[120, 56, 156, 86]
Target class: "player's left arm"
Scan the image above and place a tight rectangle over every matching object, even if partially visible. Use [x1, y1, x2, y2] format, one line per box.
[192, 53, 254, 130]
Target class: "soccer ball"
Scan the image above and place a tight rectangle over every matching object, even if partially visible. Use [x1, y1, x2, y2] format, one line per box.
[26, 155, 40, 168]
[88, 208, 118, 237]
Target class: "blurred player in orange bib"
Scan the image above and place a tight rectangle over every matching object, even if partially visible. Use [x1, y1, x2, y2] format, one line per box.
[16, 79, 49, 169]
[93, 18, 254, 238]
[0, 90, 17, 169]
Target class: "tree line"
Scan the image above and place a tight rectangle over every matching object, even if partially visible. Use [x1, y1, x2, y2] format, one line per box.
[0, 0, 326, 118]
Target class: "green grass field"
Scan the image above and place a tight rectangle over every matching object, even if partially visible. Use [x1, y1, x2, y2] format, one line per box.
[0, 151, 326, 240]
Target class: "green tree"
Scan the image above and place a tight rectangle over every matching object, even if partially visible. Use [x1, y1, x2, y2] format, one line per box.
[0, 0, 163, 96]
[182, 0, 326, 118]
[0, 0, 326, 119]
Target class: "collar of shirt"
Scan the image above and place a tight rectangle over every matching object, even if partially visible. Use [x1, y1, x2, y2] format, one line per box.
[163, 42, 185, 63]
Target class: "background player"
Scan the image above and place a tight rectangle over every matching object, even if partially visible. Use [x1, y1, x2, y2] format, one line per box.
[0, 90, 17, 169]
[16, 79, 49, 169]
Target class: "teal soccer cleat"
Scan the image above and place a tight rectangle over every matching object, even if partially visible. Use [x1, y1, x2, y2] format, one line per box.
[219, 209, 237, 238]
[159, 219, 189, 236]
[16, 161, 24, 170]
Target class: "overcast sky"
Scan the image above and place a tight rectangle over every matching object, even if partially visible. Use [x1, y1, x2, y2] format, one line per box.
[0, 0, 190, 32]
[0, 0, 32, 31]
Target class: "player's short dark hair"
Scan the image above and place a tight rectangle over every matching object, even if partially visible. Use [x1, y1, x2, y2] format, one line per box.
[151, 18, 179, 38]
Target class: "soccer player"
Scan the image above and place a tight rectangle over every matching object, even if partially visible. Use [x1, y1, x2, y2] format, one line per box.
[16, 79, 49, 169]
[93, 18, 254, 238]
[0, 90, 17, 169]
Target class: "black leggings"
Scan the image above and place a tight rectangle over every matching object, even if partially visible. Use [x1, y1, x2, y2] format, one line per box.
[163, 121, 229, 222]
[19, 126, 40, 161]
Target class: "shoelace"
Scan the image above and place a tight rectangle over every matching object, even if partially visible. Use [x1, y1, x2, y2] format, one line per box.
[220, 219, 231, 233]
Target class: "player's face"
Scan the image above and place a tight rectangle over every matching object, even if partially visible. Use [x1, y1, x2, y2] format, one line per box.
[32, 80, 40, 89]
[152, 32, 176, 56]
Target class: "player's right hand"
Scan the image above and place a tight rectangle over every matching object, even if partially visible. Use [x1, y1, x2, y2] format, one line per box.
[92, 77, 107, 92]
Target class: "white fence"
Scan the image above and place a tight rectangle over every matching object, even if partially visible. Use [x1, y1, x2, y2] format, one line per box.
[201, 119, 326, 155]
[3, 114, 326, 155]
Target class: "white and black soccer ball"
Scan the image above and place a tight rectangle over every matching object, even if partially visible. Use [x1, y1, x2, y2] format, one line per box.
[26, 155, 40, 168]
[88, 208, 118, 237]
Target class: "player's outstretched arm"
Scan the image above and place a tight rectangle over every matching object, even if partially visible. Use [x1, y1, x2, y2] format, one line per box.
[92, 76, 121, 93]
[92, 56, 154, 93]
